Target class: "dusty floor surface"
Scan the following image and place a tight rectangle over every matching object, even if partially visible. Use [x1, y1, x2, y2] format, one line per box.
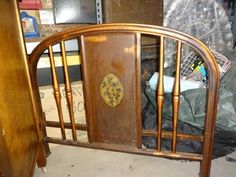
[34, 145, 236, 177]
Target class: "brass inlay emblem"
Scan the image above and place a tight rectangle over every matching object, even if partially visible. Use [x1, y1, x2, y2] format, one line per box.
[100, 74, 124, 108]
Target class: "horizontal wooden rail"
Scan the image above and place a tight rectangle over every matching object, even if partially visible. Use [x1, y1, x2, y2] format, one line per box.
[28, 23, 220, 177]
[46, 121, 87, 131]
[45, 137, 203, 161]
[142, 130, 203, 142]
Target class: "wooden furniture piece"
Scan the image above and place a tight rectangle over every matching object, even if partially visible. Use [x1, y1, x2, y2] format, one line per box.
[102, 0, 163, 25]
[28, 23, 220, 177]
[102, 0, 163, 58]
[0, 1, 42, 177]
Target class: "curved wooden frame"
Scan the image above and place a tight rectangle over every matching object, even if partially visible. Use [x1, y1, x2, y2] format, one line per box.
[29, 24, 220, 177]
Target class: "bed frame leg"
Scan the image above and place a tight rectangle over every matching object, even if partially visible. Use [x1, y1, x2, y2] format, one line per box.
[199, 158, 212, 177]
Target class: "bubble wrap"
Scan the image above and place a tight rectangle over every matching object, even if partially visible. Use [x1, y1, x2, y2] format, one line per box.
[163, 0, 234, 67]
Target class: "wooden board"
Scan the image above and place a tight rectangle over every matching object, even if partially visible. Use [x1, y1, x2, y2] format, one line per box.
[102, 0, 163, 25]
[81, 33, 141, 147]
[0, 1, 39, 177]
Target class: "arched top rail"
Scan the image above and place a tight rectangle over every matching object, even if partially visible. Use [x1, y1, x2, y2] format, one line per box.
[28, 23, 220, 177]
[29, 23, 219, 82]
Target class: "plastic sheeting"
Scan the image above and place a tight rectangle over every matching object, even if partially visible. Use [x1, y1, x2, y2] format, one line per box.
[163, 0, 234, 67]
[145, 49, 236, 133]
[141, 0, 236, 158]
[143, 49, 236, 157]
[142, 103, 236, 158]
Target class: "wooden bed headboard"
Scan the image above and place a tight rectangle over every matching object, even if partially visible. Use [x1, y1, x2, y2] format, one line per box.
[28, 23, 220, 177]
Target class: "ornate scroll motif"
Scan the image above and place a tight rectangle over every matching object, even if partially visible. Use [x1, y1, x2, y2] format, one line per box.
[100, 74, 124, 108]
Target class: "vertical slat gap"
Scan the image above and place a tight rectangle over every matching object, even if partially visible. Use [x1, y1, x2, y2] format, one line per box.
[60, 41, 77, 141]
[172, 41, 182, 153]
[48, 45, 66, 140]
[157, 36, 165, 152]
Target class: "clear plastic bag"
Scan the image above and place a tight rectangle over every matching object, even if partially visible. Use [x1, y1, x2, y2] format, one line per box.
[163, 0, 234, 67]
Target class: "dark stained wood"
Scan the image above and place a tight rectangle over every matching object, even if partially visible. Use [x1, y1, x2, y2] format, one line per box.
[0, 120, 14, 177]
[142, 130, 203, 142]
[80, 33, 140, 146]
[0, 1, 39, 177]
[46, 121, 87, 131]
[80, 35, 95, 143]
[28, 24, 220, 177]
[135, 33, 142, 149]
[39, 113, 51, 158]
[45, 137, 203, 161]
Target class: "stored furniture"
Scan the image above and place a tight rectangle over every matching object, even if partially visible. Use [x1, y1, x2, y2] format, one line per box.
[0, 1, 40, 177]
[29, 23, 220, 177]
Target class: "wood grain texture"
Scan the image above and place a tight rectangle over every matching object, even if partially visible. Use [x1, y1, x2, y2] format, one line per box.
[102, 0, 163, 25]
[157, 36, 165, 152]
[135, 33, 142, 149]
[48, 45, 66, 140]
[172, 41, 182, 152]
[28, 24, 220, 177]
[80, 33, 140, 146]
[0, 1, 39, 177]
[60, 41, 77, 141]
[45, 137, 203, 161]
[142, 130, 203, 142]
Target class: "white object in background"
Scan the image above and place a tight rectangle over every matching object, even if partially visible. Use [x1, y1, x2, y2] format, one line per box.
[148, 72, 203, 93]
[39, 10, 54, 24]
[26, 39, 78, 54]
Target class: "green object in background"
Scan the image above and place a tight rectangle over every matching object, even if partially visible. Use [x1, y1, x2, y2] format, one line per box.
[145, 50, 236, 132]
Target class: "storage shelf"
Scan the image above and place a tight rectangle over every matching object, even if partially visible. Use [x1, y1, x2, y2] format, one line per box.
[26, 39, 79, 54]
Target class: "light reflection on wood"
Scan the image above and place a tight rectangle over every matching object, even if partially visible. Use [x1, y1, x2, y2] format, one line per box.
[48, 45, 66, 140]
[172, 41, 182, 153]
[60, 41, 77, 141]
[157, 36, 164, 152]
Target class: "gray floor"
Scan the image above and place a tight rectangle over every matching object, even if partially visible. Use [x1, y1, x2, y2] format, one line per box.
[34, 145, 236, 177]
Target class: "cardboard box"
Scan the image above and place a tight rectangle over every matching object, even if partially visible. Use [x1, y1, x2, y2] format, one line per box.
[40, 81, 88, 142]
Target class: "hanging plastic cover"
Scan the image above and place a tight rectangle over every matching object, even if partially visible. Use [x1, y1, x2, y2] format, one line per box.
[163, 0, 234, 67]
[144, 0, 236, 132]
[142, 0, 236, 158]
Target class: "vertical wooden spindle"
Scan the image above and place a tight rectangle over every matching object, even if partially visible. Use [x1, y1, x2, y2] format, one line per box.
[60, 41, 77, 141]
[157, 36, 165, 152]
[172, 41, 182, 152]
[48, 45, 66, 140]
[135, 33, 142, 149]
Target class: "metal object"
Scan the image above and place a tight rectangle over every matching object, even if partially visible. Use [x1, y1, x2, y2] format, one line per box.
[96, 0, 102, 24]
[54, 0, 98, 24]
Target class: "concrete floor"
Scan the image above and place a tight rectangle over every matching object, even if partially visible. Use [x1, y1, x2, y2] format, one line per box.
[34, 145, 236, 177]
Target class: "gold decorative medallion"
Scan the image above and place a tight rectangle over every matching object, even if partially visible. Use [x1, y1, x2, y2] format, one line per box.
[100, 74, 124, 108]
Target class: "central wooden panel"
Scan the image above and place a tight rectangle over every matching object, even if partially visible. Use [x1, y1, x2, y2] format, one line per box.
[81, 33, 140, 146]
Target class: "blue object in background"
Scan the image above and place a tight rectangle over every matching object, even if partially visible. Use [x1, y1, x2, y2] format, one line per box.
[20, 11, 39, 38]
